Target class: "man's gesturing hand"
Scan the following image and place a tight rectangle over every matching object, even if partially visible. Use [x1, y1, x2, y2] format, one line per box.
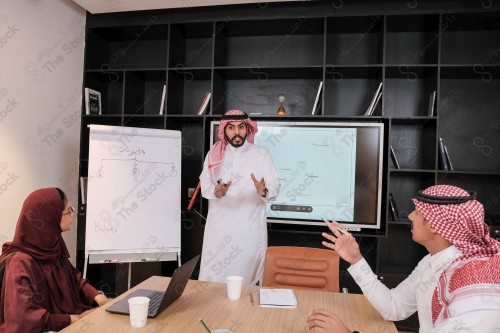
[322, 220, 363, 265]
[251, 173, 268, 197]
[214, 180, 232, 198]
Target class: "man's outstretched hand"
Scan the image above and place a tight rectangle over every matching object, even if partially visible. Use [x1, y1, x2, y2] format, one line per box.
[322, 220, 363, 265]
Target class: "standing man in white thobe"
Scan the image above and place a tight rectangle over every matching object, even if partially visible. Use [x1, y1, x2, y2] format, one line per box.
[198, 109, 280, 285]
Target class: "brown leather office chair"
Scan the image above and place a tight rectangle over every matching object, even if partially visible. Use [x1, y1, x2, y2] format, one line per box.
[262, 246, 340, 292]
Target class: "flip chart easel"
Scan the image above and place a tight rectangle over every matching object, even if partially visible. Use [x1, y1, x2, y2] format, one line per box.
[83, 125, 182, 289]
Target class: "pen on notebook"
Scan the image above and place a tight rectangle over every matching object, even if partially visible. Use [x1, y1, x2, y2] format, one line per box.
[199, 318, 212, 333]
[250, 291, 254, 305]
[322, 219, 349, 235]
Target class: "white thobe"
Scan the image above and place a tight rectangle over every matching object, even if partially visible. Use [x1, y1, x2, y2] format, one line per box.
[348, 245, 500, 332]
[198, 141, 280, 285]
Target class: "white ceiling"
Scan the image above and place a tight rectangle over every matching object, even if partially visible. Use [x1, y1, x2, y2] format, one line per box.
[72, 0, 304, 14]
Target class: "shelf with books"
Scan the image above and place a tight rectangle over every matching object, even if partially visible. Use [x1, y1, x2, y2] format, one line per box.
[84, 71, 124, 116]
[167, 68, 212, 116]
[124, 70, 166, 116]
[389, 120, 436, 170]
[439, 68, 500, 174]
[326, 15, 383, 66]
[323, 66, 382, 117]
[384, 66, 438, 117]
[212, 67, 323, 116]
[388, 172, 435, 218]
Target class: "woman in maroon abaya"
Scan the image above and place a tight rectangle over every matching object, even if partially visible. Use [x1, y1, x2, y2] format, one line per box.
[0, 188, 109, 333]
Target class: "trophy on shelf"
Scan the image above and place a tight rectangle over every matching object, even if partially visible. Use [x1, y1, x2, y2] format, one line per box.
[277, 94, 286, 116]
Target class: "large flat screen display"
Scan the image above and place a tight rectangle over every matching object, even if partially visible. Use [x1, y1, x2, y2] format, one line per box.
[210, 121, 384, 230]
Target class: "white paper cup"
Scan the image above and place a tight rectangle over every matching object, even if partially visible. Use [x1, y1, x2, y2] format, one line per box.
[226, 275, 243, 300]
[128, 296, 150, 328]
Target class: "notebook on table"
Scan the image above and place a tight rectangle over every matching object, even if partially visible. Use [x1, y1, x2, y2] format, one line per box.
[105, 255, 199, 318]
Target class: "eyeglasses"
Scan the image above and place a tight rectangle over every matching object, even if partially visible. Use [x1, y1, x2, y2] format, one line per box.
[63, 206, 76, 215]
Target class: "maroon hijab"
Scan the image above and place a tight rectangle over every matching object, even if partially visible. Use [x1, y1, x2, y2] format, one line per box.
[0, 188, 91, 317]
[1, 188, 69, 262]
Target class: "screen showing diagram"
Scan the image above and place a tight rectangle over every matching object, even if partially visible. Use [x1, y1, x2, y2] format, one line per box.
[255, 125, 356, 222]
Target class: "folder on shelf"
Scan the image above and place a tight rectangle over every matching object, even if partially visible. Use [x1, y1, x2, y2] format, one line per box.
[159, 84, 166, 115]
[197, 92, 211, 115]
[443, 143, 454, 171]
[364, 82, 382, 116]
[388, 193, 400, 221]
[438, 137, 450, 171]
[370, 91, 382, 115]
[390, 145, 400, 169]
[427, 91, 436, 117]
[84, 88, 102, 115]
[311, 81, 323, 115]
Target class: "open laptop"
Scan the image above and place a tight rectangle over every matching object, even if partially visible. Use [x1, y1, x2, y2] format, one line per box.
[106, 255, 199, 318]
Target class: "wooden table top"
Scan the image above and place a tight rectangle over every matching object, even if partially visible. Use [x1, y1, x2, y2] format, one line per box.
[61, 275, 397, 333]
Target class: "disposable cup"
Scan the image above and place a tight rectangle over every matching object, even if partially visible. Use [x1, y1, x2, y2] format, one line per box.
[128, 296, 150, 328]
[226, 275, 243, 300]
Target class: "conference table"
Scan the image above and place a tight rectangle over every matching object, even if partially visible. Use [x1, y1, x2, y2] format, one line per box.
[60, 276, 398, 333]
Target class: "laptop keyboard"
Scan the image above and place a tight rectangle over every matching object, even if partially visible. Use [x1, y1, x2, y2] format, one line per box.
[147, 291, 164, 316]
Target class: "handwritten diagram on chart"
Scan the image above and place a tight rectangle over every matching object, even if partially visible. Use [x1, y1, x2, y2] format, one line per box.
[255, 126, 357, 221]
[86, 127, 181, 252]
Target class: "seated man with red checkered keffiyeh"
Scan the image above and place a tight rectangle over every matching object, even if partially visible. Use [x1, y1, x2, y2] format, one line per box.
[307, 185, 500, 333]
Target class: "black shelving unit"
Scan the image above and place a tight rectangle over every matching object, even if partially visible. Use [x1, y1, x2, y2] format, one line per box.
[79, 3, 500, 330]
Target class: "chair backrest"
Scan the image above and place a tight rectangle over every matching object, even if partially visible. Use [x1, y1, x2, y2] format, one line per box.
[262, 246, 340, 292]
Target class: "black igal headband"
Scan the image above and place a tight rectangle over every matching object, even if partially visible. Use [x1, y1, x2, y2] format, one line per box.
[221, 113, 249, 120]
[415, 190, 477, 205]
